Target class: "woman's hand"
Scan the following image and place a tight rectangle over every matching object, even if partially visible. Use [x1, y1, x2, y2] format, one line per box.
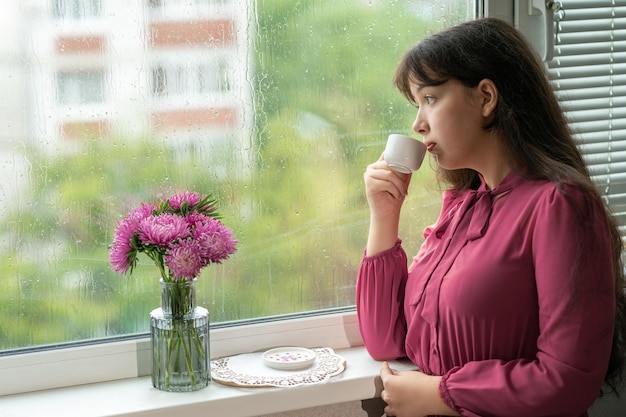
[363, 157, 412, 255]
[379, 362, 458, 417]
[363, 157, 411, 219]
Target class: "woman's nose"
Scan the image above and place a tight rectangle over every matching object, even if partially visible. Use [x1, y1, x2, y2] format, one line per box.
[412, 111, 428, 136]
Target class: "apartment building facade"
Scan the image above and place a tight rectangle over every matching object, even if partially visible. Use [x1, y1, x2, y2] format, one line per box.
[12, 0, 252, 164]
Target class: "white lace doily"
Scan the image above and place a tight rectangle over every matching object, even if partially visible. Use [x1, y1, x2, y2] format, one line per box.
[210, 347, 346, 388]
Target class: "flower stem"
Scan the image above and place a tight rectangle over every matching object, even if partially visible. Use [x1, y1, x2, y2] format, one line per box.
[181, 327, 197, 387]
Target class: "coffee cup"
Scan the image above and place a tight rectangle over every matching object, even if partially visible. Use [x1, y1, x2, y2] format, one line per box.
[383, 134, 427, 173]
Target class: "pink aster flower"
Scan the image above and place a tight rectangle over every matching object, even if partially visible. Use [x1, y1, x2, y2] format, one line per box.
[109, 240, 133, 274]
[116, 203, 157, 238]
[185, 211, 209, 226]
[164, 240, 203, 281]
[193, 218, 238, 264]
[133, 202, 158, 219]
[168, 191, 201, 211]
[138, 213, 189, 247]
[109, 202, 157, 273]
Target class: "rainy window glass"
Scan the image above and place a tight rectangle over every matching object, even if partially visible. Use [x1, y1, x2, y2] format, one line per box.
[0, 0, 472, 351]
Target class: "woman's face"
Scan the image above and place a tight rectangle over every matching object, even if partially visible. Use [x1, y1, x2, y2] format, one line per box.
[410, 78, 494, 173]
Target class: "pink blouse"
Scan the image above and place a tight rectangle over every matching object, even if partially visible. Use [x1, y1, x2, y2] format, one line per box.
[356, 171, 616, 417]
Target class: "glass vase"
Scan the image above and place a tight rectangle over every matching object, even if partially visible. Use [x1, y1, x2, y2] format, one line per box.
[150, 278, 210, 392]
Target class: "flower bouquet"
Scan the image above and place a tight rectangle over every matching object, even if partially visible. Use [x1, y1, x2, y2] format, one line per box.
[109, 191, 238, 391]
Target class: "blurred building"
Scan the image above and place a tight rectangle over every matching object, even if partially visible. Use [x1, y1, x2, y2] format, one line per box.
[11, 0, 252, 166]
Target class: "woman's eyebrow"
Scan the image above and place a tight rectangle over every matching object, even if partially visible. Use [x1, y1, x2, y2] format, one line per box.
[414, 80, 447, 92]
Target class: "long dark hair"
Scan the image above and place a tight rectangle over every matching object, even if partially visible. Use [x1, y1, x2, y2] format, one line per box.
[394, 17, 626, 395]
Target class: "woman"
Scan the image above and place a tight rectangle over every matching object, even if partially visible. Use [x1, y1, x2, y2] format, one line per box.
[357, 17, 626, 417]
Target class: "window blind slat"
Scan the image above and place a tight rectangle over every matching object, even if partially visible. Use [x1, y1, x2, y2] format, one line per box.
[549, 52, 626, 68]
[554, 40, 626, 56]
[562, 97, 626, 112]
[551, 62, 626, 79]
[591, 171, 626, 185]
[568, 118, 626, 133]
[561, 10, 626, 24]
[555, 85, 626, 101]
[578, 136, 626, 152]
[561, 1, 626, 9]
[565, 106, 626, 123]
[552, 74, 626, 90]
[557, 29, 626, 45]
[586, 151, 626, 169]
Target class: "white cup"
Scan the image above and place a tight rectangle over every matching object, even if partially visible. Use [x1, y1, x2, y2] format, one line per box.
[383, 134, 427, 173]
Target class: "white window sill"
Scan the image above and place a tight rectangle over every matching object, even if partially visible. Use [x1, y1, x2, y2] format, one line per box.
[0, 310, 417, 416]
[0, 346, 416, 417]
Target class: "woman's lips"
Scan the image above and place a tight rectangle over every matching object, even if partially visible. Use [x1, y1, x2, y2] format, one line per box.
[426, 143, 436, 152]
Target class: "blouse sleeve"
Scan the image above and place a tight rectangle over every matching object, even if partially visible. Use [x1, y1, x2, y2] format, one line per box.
[356, 240, 409, 360]
[440, 185, 616, 417]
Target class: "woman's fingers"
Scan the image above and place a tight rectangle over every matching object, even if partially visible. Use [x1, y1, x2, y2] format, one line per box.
[380, 362, 399, 416]
[364, 161, 410, 200]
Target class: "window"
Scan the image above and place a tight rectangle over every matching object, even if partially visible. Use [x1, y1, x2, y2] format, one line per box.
[151, 59, 232, 97]
[53, 0, 102, 20]
[0, 0, 471, 360]
[57, 69, 106, 105]
[2, 0, 623, 401]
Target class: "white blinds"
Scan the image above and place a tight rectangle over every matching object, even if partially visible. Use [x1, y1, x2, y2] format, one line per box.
[548, 0, 626, 235]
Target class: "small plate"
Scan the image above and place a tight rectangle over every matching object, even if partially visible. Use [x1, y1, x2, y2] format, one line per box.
[261, 347, 317, 370]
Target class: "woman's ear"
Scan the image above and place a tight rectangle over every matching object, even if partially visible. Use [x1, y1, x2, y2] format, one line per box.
[477, 79, 498, 118]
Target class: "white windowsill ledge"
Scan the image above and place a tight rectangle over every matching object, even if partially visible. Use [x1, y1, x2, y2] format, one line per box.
[0, 346, 416, 417]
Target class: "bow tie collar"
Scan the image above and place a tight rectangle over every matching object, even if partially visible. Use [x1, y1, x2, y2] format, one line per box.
[433, 171, 523, 242]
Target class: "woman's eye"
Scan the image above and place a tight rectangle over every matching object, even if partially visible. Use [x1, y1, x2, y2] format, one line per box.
[425, 95, 435, 104]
